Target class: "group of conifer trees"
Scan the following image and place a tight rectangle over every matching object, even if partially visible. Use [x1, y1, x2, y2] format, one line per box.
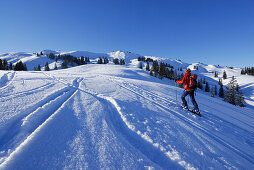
[0, 59, 11, 70]
[46, 53, 89, 67]
[241, 67, 254, 76]
[196, 71, 245, 107]
[0, 59, 27, 71]
[113, 58, 125, 65]
[98, 57, 109, 64]
[144, 61, 180, 80]
[140, 60, 245, 107]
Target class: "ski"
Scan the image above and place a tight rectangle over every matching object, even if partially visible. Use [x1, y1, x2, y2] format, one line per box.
[189, 109, 201, 117]
[181, 106, 201, 117]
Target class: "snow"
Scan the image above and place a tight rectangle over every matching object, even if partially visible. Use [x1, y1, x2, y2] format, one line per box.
[0, 62, 253, 169]
[0, 50, 254, 169]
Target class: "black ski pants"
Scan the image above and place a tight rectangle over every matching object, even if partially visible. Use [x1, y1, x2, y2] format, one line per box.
[181, 90, 199, 111]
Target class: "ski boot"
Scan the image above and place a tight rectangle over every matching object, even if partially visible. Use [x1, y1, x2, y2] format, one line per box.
[191, 109, 201, 116]
[181, 105, 189, 110]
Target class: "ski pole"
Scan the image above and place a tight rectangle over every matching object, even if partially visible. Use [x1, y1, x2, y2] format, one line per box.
[175, 82, 177, 102]
[188, 95, 190, 107]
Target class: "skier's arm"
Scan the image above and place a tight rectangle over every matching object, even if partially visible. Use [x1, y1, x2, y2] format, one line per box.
[176, 76, 186, 84]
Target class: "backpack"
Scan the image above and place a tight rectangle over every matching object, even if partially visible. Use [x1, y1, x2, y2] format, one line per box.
[189, 74, 197, 90]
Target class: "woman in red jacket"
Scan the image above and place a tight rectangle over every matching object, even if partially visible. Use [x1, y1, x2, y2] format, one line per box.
[176, 68, 199, 113]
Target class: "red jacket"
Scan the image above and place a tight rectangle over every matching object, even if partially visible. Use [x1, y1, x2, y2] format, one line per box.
[176, 72, 192, 91]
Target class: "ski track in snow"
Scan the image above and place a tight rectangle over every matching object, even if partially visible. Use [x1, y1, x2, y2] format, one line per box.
[0, 65, 254, 169]
[104, 75, 254, 167]
[0, 84, 78, 165]
[41, 72, 189, 169]
[42, 71, 254, 169]
[0, 72, 16, 90]
[0, 74, 81, 168]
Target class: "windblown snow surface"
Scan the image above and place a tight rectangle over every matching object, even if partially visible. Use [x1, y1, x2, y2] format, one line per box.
[0, 64, 254, 169]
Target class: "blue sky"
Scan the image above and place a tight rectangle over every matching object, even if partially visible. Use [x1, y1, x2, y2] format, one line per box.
[0, 0, 253, 67]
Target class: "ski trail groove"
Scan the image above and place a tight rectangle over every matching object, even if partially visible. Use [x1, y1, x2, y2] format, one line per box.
[0, 73, 82, 165]
[0, 72, 16, 90]
[101, 96, 185, 169]
[0, 80, 80, 168]
[0, 82, 55, 100]
[42, 74, 190, 169]
[107, 76, 254, 165]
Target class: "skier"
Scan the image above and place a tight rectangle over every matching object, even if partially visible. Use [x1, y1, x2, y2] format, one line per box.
[176, 68, 200, 114]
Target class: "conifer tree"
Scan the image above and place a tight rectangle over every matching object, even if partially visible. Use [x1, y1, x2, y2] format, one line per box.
[210, 86, 214, 97]
[9, 62, 13, 70]
[44, 62, 50, 71]
[48, 53, 55, 59]
[139, 62, 143, 69]
[223, 70, 227, 79]
[97, 58, 103, 64]
[218, 78, 223, 86]
[37, 64, 41, 71]
[214, 71, 218, 77]
[0, 59, 3, 70]
[224, 76, 237, 105]
[3, 59, 8, 70]
[236, 91, 245, 107]
[80, 56, 85, 65]
[113, 58, 119, 64]
[165, 68, 170, 78]
[150, 69, 153, 76]
[219, 85, 224, 98]
[205, 82, 210, 92]
[146, 62, 150, 71]
[61, 61, 68, 69]
[104, 58, 109, 64]
[54, 63, 58, 70]
[151, 60, 159, 74]
[241, 68, 245, 75]
[169, 69, 174, 80]
[154, 71, 158, 78]
[158, 62, 166, 78]
[236, 84, 240, 92]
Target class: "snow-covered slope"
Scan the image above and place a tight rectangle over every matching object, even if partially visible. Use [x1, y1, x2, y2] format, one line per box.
[1, 50, 253, 106]
[0, 64, 253, 169]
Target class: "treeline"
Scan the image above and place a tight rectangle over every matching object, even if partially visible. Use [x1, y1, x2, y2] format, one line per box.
[46, 53, 90, 69]
[241, 67, 254, 76]
[0, 59, 27, 71]
[143, 60, 182, 80]
[34, 53, 91, 71]
[138, 56, 153, 62]
[47, 53, 90, 66]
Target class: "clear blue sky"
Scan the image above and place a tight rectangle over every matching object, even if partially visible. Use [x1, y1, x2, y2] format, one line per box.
[0, 0, 253, 67]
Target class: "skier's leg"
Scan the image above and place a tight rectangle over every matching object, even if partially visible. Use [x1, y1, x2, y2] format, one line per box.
[189, 90, 199, 111]
[181, 90, 188, 107]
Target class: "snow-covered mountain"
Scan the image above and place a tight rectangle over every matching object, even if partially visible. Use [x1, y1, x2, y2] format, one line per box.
[0, 50, 254, 169]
